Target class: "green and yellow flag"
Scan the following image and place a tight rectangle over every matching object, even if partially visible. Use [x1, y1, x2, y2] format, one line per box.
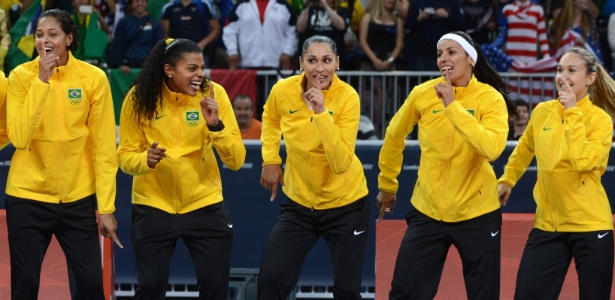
[6, 0, 45, 73]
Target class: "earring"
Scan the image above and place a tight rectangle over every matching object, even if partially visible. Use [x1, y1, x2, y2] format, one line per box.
[299, 68, 303, 71]
[67, 43, 70, 47]
[337, 67, 340, 70]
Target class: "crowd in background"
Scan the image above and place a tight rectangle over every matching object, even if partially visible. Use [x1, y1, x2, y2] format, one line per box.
[1, 0, 613, 139]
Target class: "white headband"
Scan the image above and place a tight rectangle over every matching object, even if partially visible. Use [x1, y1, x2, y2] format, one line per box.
[437, 34, 477, 67]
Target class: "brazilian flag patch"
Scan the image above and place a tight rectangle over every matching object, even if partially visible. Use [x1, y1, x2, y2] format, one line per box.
[186, 111, 200, 127]
[68, 88, 82, 105]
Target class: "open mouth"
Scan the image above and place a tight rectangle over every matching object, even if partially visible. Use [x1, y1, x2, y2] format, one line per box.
[189, 80, 201, 90]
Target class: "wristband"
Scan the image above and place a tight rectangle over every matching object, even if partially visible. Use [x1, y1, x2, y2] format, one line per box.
[387, 57, 395, 64]
[207, 119, 225, 131]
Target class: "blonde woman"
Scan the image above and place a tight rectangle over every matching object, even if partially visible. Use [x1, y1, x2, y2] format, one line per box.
[498, 47, 615, 299]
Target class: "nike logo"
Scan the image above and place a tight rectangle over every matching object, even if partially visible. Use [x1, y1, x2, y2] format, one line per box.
[289, 109, 301, 114]
[491, 230, 500, 237]
[353, 230, 366, 236]
[432, 109, 444, 114]
[228, 224, 233, 228]
[598, 232, 609, 239]
[543, 126, 553, 131]
[155, 114, 167, 120]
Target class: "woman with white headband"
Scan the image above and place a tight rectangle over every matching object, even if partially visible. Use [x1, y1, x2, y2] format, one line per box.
[377, 31, 517, 299]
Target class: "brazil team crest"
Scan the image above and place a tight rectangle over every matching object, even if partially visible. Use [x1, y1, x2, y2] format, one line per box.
[186, 111, 200, 127]
[68, 88, 82, 105]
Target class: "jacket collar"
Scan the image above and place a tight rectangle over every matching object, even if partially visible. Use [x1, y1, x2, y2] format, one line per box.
[161, 80, 195, 106]
[576, 94, 592, 111]
[34, 52, 88, 79]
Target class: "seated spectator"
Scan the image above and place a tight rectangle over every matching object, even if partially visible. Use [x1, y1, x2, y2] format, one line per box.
[161, 0, 220, 67]
[222, 0, 297, 70]
[233, 94, 262, 140]
[113, 0, 163, 72]
[509, 99, 529, 140]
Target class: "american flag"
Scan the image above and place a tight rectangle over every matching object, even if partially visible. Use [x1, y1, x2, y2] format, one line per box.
[481, 29, 600, 105]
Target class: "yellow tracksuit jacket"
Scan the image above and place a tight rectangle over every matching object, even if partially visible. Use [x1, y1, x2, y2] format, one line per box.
[117, 81, 246, 214]
[498, 96, 614, 232]
[6, 53, 118, 214]
[379, 76, 509, 222]
[261, 73, 368, 209]
[0, 71, 8, 150]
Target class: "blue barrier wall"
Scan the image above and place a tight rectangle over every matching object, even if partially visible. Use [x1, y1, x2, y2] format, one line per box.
[1, 141, 614, 290]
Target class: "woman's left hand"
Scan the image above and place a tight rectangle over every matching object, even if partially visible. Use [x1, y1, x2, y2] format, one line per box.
[304, 77, 326, 114]
[201, 83, 219, 126]
[434, 70, 454, 107]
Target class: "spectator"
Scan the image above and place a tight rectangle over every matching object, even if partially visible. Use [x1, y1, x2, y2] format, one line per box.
[0, 7, 10, 72]
[161, 0, 221, 67]
[461, 0, 498, 45]
[117, 38, 245, 299]
[233, 93, 262, 139]
[6, 9, 121, 299]
[358, 0, 403, 136]
[549, 0, 603, 62]
[498, 46, 615, 300]
[502, 0, 550, 63]
[222, 0, 298, 70]
[403, 0, 465, 71]
[509, 99, 529, 140]
[297, 0, 350, 68]
[71, 0, 111, 66]
[113, 0, 163, 72]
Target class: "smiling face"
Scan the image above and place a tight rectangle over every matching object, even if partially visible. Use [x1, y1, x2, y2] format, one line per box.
[35, 16, 73, 66]
[130, 0, 148, 16]
[556, 52, 596, 101]
[164, 52, 205, 96]
[299, 42, 339, 90]
[436, 39, 473, 86]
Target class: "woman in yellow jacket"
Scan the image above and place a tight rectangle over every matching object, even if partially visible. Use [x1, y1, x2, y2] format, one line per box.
[258, 35, 369, 300]
[117, 38, 246, 300]
[498, 47, 615, 299]
[378, 31, 517, 299]
[6, 9, 120, 300]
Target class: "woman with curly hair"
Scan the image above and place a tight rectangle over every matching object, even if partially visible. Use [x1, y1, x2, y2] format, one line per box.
[117, 38, 245, 300]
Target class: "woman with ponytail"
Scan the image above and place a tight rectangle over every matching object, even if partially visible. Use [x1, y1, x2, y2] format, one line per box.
[378, 31, 516, 299]
[498, 47, 615, 299]
[117, 38, 246, 300]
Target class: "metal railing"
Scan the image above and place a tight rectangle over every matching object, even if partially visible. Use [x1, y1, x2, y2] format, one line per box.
[253, 70, 556, 138]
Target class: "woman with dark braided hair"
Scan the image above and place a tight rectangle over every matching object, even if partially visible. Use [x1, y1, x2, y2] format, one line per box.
[6, 9, 121, 300]
[378, 31, 517, 299]
[117, 38, 245, 300]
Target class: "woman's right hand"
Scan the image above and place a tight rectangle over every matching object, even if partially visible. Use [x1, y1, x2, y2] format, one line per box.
[497, 183, 512, 206]
[147, 141, 167, 169]
[377, 191, 396, 221]
[36, 38, 58, 83]
[261, 164, 285, 202]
